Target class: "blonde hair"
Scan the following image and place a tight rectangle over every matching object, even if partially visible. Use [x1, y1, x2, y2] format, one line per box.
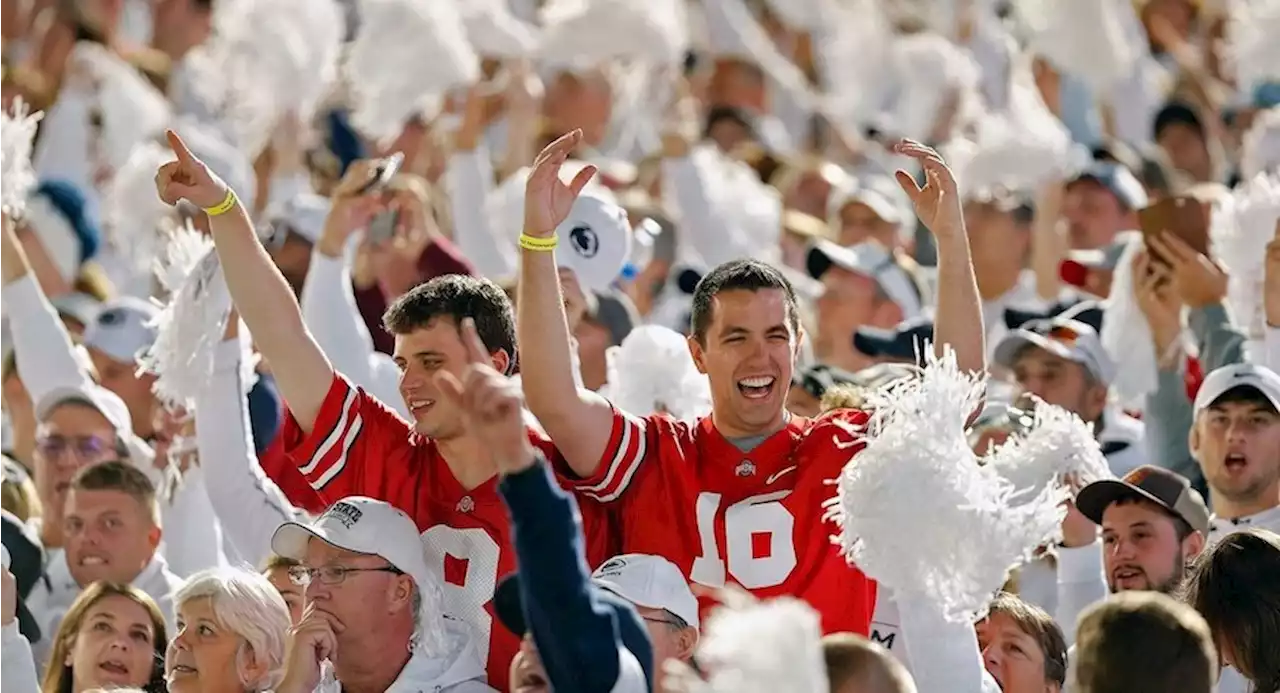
[175, 568, 291, 692]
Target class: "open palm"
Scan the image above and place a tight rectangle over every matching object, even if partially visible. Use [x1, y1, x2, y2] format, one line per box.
[523, 129, 597, 238]
[891, 139, 964, 239]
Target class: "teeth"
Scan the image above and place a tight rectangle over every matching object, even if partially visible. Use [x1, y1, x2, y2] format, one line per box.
[82, 556, 105, 566]
[739, 377, 774, 387]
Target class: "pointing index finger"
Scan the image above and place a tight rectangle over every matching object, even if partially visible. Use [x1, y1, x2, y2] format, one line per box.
[165, 129, 197, 165]
[460, 318, 490, 366]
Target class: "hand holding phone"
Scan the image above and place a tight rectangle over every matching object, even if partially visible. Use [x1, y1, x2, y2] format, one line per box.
[357, 152, 404, 196]
[1138, 195, 1211, 265]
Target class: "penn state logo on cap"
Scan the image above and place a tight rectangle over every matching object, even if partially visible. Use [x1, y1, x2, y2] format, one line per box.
[555, 192, 632, 292]
[596, 557, 628, 575]
[569, 225, 600, 259]
[324, 501, 364, 530]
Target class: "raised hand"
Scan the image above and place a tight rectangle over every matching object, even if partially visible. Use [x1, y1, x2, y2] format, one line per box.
[891, 139, 965, 239]
[434, 318, 536, 474]
[1267, 221, 1280, 327]
[523, 129, 596, 238]
[154, 130, 230, 209]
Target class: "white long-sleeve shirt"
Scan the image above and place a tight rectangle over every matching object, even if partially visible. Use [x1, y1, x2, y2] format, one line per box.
[2, 620, 41, 693]
[444, 146, 518, 281]
[3, 275, 227, 576]
[299, 248, 407, 418]
[196, 339, 306, 567]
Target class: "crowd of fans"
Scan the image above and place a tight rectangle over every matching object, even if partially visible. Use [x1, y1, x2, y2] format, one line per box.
[1, 0, 1279, 692]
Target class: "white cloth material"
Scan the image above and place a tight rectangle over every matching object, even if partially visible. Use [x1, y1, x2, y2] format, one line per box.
[1208, 505, 1280, 546]
[444, 147, 519, 281]
[1100, 236, 1159, 410]
[890, 593, 1002, 693]
[312, 619, 494, 693]
[198, 338, 307, 567]
[300, 247, 409, 418]
[1098, 407, 1149, 477]
[27, 552, 181, 666]
[1, 620, 41, 693]
[1268, 326, 1280, 371]
[1053, 541, 1109, 647]
[158, 464, 233, 577]
[1014, 554, 1059, 615]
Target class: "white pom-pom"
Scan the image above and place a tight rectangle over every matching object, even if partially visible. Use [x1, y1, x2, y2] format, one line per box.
[1214, 173, 1280, 343]
[72, 43, 172, 170]
[346, 0, 479, 143]
[1226, 0, 1280, 98]
[665, 593, 828, 693]
[461, 0, 541, 57]
[986, 400, 1113, 505]
[102, 141, 176, 280]
[538, 0, 689, 69]
[1241, 107, 1280, 180]
[876, 32, 982, 142]
[1, 98, 44, 217]
[138, 224, 255, 411]
[603, 326, 711, 420]
[1032, 0, 1140, 94]
[200, 0, 345, 155]
[825, 347, 1064, 622]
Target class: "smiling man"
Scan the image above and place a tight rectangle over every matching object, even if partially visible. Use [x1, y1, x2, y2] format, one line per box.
[27, 461, 181, 653]
[1189, 364, 1280, 543]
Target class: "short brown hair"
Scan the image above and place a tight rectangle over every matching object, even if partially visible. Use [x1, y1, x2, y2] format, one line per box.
[822, 633, 914, 693]
[1182, 529, 1280, 693]
[986, 592, 1068, 686]
[1073, 591, 1215, 693]
[70, 461, 159, 524]
[261, 554, 301, 573]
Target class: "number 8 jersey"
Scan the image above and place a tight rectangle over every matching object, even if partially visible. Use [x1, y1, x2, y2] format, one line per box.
[278, 373, 619, 692]
[574, 405, 878, 634]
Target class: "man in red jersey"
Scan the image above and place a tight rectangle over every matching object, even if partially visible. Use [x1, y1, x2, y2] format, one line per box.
[517, 130, 986, 635]
[153, 131, 614, 691]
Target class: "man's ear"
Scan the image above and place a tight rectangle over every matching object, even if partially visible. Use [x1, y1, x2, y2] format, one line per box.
[147, 525, 163, 552]
[491, 349, 512, 376]
[391, 576, 415, 614]
[1188, 420, 1202, 457]
[687, 336, 707, 375]
[1183, 530, 1206, 563]
[676, 628, 700, 660]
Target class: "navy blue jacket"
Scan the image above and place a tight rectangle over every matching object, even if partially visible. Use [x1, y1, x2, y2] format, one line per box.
[499, 456, 653, 693]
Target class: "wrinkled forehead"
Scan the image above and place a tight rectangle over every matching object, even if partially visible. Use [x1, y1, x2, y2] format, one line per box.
[303, 536, 374, 565]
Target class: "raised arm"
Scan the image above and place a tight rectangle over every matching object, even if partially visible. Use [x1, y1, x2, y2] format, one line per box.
[1, 216, 96, 403]
[516, 131, 619, 477]
[892, 140, 985, 375]
[155, 130, 334, 432]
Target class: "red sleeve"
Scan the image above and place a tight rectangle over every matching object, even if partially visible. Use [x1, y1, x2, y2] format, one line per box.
[278, 372, 413, 499]
[567, 407, 652, 503]
[257, 438, 328, 514]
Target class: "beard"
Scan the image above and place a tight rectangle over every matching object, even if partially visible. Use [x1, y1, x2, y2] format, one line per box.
[1108, 553, 1188, 595]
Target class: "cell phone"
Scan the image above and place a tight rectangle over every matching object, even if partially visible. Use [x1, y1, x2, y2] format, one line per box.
[358, 152, 404, 196]
[1138, 195, 1211, 264]
[367, 209, 399, 244]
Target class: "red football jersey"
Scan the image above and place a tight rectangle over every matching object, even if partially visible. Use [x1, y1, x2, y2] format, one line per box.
[278, 373, 618, 692]
[574, 407, 878, 635]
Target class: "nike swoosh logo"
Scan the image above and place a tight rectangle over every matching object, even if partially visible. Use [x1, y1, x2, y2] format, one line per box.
[765, 466, 797, 485]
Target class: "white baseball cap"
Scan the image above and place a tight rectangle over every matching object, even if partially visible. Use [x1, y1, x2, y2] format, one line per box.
[806, 239, 924, 320]
[1193, 363, 1280, 414]
[35, 383, 153, 465]
[82, 298, 159, 365]
[591, 554, 699, 630]
[993, 317, 1116, 385]
[271, 497, 433, 592]
[555, 192, 633, 293]
[265, 193, 331, 246]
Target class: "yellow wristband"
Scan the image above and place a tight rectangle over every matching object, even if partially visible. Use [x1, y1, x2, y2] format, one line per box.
[519, 233, 558, 251]
[203, 189, 238, 217]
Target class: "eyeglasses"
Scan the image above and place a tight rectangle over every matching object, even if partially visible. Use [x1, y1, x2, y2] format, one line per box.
[288, 564, 404, 586]
[36, 435, 112, 460]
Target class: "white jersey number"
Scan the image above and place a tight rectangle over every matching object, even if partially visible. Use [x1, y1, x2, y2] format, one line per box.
[420, 526, 500, 662]
[690, 490, 797, 589]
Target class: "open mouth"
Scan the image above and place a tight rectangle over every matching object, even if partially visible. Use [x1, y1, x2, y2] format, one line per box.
[170, 664, 197, 676]
[736, 376, 776, 400]
[99, 660, 130, 677]
[407, 398, 435, 415]
[80, 555, 108, 567]
[1112, 566, 1144, 583]
[1223, 453, 1248, 472]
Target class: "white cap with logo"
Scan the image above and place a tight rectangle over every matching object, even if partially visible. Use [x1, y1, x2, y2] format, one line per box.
[271, 497, 449, 653]
[1193, 363, 1280, 413]
[591, 553, 699, 630]
[555, 192, 633, 293]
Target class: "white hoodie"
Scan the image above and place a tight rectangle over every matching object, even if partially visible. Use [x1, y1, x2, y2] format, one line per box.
[314, 620, 495, 693]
